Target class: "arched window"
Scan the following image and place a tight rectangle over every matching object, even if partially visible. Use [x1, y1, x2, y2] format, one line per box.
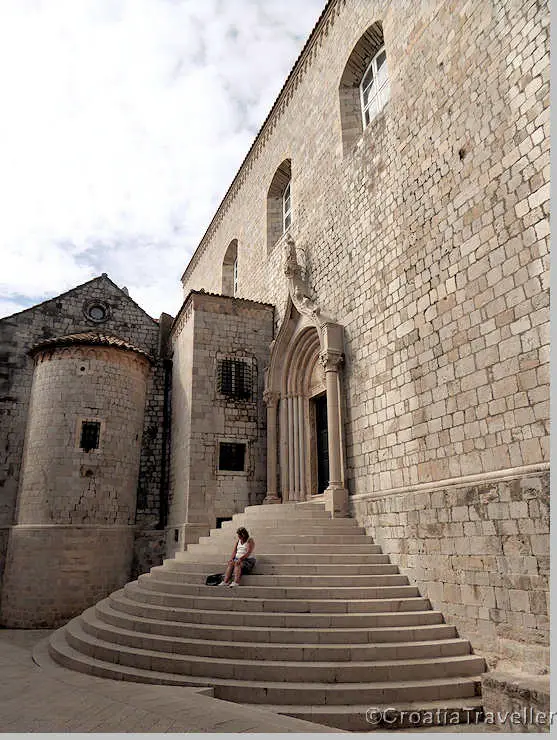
[267, 159, 292, 252]
[339, 22, 389, 154]
[360, 46, 388, 128]
[222, 239, 238, 296]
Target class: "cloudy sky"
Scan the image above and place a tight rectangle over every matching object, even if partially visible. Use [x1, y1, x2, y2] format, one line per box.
[0, 0, 324, 319]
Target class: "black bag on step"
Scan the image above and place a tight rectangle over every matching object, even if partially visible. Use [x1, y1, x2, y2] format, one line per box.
[205, 572, 224, 586]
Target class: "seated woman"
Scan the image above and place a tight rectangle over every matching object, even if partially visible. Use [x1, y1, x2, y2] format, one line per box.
[220, 527, 256, 587]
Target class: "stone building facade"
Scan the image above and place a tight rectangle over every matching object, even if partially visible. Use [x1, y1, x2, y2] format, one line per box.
[0, 0, 549, 683]
[174, 0, 550, 672]
[0, 276, 170, 626]
[166, 291, 274, 556]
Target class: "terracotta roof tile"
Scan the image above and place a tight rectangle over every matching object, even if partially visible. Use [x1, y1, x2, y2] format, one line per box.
[29, 332, 154, 362]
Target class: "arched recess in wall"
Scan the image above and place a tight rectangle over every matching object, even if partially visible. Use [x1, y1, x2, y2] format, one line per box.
[338, 21, 389, 155]
[221, 239, 238, 296]
[267, 159, 291, 254]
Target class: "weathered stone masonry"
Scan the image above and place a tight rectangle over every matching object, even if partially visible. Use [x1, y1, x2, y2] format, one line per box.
[0, 276, 170, 623]
[167, 291, 273, 557]
[178, 0, 549, 671]
[0, 0, 549, 697]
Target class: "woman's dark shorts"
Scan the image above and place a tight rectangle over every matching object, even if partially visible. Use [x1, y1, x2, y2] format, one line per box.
[236, 557, 256, 574]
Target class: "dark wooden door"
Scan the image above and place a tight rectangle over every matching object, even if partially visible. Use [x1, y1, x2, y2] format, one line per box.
[315, 394, 329, 494]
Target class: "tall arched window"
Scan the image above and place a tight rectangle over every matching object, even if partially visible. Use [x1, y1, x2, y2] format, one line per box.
[360, 46, 389, 128]
[339, 22, 389, 154]
[222, 239, 238, 296]
[267, 159, 292, 253]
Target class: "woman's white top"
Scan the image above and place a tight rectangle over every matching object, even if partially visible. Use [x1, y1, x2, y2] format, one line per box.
[236, 539, 250, 557]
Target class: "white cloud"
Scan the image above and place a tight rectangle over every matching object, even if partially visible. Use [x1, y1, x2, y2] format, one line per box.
[0, 0, 324, 318]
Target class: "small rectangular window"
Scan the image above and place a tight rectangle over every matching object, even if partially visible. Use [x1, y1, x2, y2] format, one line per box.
[218, 359, 252, 400]
[219, 442, 246, 471]
[80, 421, 100, 452]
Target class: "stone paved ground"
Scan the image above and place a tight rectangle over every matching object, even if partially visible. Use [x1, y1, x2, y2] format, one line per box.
[0, 629, 336, 733]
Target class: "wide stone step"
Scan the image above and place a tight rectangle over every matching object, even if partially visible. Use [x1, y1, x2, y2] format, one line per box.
[109, 590, 443, 628]
[95, 598, 457, 644]
[196, 533, 373, 545]
[237, 503, 329, 517]
[222, 512, 358, 524]
[253, 699, 484, 732]
[185, 543, 383, 555]
[124, 581, 428, 614]
[136, 575, 420, 602]
[174, 549, 385, 563]
[162, 560, 397, 575]
[80, 611, 472, 663]
[214, 520, 365, 534]
[214, 675, 483, 707]
[65, 618, 484, 683]
[149, 567, 405, 587]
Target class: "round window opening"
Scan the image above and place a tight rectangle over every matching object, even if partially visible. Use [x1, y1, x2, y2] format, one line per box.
[87, 304, 107, 322]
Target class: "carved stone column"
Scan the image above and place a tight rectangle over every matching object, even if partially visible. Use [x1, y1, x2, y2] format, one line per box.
[263, 390, 281, 504]
[320, 349, 348, 517]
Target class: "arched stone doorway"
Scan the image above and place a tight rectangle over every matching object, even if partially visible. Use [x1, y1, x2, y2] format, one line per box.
[281, 325, 323, 501]
[263, 237, 348, 516]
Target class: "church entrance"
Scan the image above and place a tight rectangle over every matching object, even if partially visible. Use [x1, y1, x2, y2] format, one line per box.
[263, 241, 348, 514]
[313, 393, 329, 494]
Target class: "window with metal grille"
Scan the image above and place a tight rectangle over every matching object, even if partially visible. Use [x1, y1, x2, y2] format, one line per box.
[218, 442, 246, 471]
[80, 421, 100, 452]
[218, 359, 252, 400]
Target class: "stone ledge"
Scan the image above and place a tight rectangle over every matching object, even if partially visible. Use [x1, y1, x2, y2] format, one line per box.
[481, 670, 551, 733]
[350, 462, 550, 501]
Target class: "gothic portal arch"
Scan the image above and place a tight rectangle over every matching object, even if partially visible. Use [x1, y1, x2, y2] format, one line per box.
[263, 237, 348, 516]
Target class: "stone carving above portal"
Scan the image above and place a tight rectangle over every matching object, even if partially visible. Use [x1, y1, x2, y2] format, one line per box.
[283, 235, 323, 324]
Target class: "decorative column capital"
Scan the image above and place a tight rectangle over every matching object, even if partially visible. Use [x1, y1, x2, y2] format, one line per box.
[319, 350, 344, 373]
[263, 389, 280, 408]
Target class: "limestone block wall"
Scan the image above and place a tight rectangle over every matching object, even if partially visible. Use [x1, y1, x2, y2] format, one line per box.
[167, 292, 273, 556]
[180, 0, 549, 493]
[167, 298, 195, 552]
[16, 345, 150, 525]
[0, 275, 168, 597]
[0, 276, 164, 525]
[176, 0, 549, 670]
[0, 342, 150, 627]
[1, 525, 134, 628]
[351, 468, 550, 671]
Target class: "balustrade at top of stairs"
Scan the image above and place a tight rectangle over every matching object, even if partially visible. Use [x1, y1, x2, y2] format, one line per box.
[48, 500, 486, 731]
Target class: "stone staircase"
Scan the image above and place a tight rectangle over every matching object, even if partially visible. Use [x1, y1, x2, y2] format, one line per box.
[49, 500, 486, 731]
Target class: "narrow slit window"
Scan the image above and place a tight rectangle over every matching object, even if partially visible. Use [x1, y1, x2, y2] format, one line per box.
[219, 442, 246, 471]
[80, 421, 100, 452]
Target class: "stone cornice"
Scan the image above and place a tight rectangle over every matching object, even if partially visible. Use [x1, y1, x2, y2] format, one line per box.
[170, 289, 274, 342]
